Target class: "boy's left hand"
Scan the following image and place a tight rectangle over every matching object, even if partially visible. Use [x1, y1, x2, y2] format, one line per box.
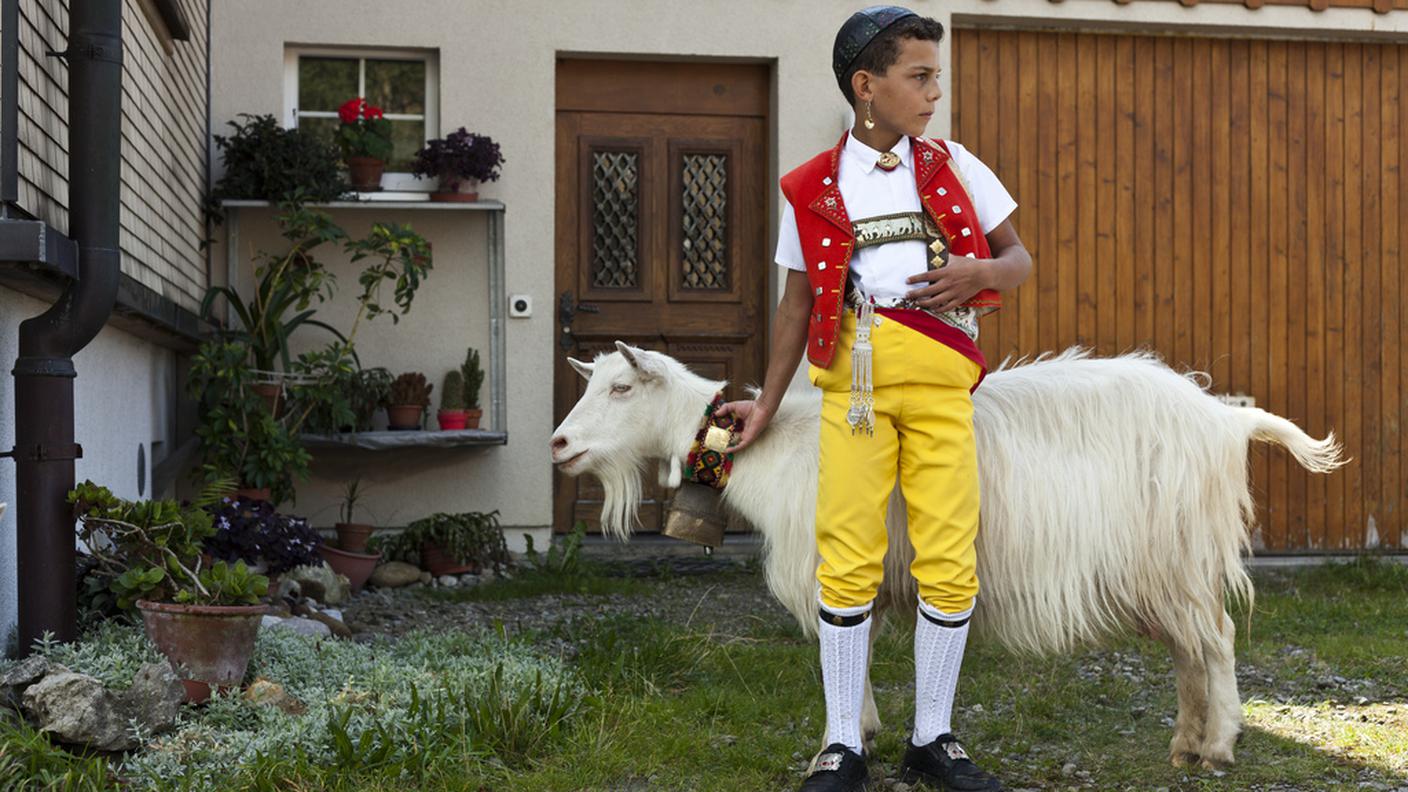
[904, 257, 991, 313]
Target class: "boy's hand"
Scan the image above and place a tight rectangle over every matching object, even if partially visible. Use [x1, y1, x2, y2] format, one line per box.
[904, 257, 991, 313]
[716, 399, 774, 454]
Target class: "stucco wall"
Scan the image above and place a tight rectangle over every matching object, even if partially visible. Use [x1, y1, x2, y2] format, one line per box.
[206, 0, 1407, 540]
[0, 289, 174, 653]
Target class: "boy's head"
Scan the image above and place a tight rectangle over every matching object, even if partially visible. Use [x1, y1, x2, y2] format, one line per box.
[833, 6, 946, 137]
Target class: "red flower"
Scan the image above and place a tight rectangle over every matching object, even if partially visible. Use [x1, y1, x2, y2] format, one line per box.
[365, 105, 384, 120]
[338, 97, 365, 124]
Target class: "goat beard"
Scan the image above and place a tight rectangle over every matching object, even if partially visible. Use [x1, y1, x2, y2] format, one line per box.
[593, 456, 644, 540]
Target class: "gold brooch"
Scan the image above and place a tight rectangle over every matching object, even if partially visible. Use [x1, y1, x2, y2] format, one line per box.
[876, 151, 901, 171]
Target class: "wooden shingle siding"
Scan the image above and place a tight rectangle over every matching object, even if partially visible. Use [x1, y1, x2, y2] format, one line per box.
[955, 29, 1407, 552]
[12, 0, 207, 313]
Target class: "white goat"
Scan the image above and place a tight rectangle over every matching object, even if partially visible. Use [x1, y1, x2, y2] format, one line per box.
[549, 341, 1345, 770]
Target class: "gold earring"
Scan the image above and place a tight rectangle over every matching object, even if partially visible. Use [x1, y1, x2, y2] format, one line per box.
[864, 101, 876, 130]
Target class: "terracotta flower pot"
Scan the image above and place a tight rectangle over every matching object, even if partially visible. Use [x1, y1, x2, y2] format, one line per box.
[136, 599, 268, 704]
[464, 408, 482, 430]
[420, 539, 478, 577]
[334, 522, 375, 554]
[437, 409, 468, 430]
[346, 156, 385, 192]
[386, 404, 424, 430]
[430, 175, 479, 202]
[235, 486, 271, 503]
[318, 544, 381, 593]
[251, 382, 283, 416]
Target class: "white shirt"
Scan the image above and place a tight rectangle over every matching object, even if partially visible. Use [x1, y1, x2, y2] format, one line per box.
[775, 135, 1017, 302]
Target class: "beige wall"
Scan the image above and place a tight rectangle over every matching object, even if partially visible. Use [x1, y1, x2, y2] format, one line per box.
[210, 0, 1408, 536]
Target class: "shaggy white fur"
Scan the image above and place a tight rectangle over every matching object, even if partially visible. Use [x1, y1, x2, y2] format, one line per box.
[551, 342, 1345, 770]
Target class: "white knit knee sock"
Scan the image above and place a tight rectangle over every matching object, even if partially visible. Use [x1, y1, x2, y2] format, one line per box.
[912, 598, 973, 747]
[818, 598, 873, 755]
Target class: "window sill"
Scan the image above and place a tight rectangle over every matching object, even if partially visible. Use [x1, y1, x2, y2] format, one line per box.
[221, 196, 504, 211]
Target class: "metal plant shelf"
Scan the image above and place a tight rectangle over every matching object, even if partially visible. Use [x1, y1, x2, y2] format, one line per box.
[300, 429, 508, 451]
[221, 198, 509, 439]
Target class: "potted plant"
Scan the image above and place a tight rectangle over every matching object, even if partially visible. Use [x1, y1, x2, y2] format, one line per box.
[321, 478, 380, 594]
[332, 478, 375, 552]
[460, 347, 485, 430]
[206, 113, 347, 221]
[337, 97, 393, 192]
[69, 480, 270, 704]
[387, 372, 432, 430]
[411, 127, 503, 202]
[371, 510, 509, 578]
[203, 494, 324, 595]
[438, 370, 467, 430]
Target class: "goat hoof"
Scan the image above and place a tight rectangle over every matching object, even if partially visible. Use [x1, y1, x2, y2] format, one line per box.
[1199, 753, 1235, 771]
[1170, 751, 1200, 768]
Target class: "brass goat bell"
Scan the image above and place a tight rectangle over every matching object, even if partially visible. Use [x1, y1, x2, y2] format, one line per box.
[663, 481, 728, 549]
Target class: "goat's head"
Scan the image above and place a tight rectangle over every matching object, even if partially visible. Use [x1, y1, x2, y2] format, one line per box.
[550, 341, 720, 538]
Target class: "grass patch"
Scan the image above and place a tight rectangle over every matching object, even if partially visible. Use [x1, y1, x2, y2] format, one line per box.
[6, 559, 1405, 790]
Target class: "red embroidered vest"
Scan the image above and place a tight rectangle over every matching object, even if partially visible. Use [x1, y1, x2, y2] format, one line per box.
[780, 133, 1001, 368]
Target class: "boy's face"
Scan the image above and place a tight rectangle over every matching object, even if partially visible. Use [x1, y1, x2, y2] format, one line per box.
[857, 37, 943, 138]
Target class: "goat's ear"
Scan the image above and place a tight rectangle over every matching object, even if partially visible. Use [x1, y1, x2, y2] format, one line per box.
[567, 357, 594, 381]
[615, 340, 664, 380]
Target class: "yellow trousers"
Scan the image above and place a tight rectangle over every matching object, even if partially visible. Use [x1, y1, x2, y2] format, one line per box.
[809, 309, 983, 614]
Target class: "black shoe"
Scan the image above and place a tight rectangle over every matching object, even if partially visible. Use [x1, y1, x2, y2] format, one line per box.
[899, 734, 1002, 791]
[799, 743, 869, 791]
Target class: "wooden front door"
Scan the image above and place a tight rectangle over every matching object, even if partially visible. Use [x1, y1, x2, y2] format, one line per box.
[553, 60, 770, 534]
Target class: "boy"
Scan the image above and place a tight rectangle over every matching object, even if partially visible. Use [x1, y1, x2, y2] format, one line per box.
[718, 7, 1032, 791]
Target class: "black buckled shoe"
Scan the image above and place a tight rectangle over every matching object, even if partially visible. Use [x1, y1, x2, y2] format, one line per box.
[899, 734, 1003, 791]
[799, 743, 869, 791]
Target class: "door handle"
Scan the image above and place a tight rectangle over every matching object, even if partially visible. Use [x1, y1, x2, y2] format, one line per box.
[559, 291, 601, 351]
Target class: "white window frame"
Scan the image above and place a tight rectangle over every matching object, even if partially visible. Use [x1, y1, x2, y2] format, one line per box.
[283, 47, 440, 192]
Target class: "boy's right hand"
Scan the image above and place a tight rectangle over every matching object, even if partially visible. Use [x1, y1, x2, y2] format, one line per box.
[716, 399, 774, 454]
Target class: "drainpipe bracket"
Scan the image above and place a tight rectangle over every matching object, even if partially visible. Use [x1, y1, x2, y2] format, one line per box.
[46, 33, 123, 65]
[1, 443, 83, 462]
[11, 356, 77, 377]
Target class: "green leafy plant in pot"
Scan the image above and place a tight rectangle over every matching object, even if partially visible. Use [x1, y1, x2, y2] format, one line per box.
[68, 479, 269, 703]
[460, 347, 485, 429]
[387, 372, 432, 430]
[438, 370, 467, 430]
[411, 127, 503, 202]
[337, 97, 393, 192]
[370, 510, 509, 578]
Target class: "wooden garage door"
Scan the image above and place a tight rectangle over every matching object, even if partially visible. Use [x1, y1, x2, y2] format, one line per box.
[953, 30, 1407, 553]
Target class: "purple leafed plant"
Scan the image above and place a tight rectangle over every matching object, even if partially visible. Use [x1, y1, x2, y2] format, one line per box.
[205, 496, 324, 575]
[411, 127, 504, 189]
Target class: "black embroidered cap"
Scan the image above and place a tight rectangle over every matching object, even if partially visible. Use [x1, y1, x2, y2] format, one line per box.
[832, 5, 920, 93]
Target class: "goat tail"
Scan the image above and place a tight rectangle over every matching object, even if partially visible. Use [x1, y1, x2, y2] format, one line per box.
[1242, 408, 1349, 474]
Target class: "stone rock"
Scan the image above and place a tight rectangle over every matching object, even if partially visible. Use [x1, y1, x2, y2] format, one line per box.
[243, 677, 305, 715]
[121, 662, 183, 735]
[287, 563, 350, 605]
[274, 576, 302, 601]
[437, 574, 460, 588]
[265, 616, 331, 639]
[458, 573, 481, 587]
[321, 608, 343, 622]
[22, 671, 134, 751]
[0, 655, 54, 710]
[261, 615, 286, 630]
[369, 561, 422, 589]
[291, 601, 352, 639]
[418, 571, 432, 584]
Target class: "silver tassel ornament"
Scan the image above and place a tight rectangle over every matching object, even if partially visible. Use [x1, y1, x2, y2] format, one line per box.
[846, 299, 876, 436]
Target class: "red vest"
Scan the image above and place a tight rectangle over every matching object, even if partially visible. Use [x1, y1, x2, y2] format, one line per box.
[780, 133, 1001, 368]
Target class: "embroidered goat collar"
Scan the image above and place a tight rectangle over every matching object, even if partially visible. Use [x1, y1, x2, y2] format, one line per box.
[684, 391, 739, 490]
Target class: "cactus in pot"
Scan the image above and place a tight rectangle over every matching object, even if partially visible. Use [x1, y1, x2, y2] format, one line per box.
[438, 370, 468, 430]
[386, 372, 432, 430]
[460, 348, 485, 429]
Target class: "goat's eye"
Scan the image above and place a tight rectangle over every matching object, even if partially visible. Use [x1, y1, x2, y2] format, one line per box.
[611, 383, 632, 394]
